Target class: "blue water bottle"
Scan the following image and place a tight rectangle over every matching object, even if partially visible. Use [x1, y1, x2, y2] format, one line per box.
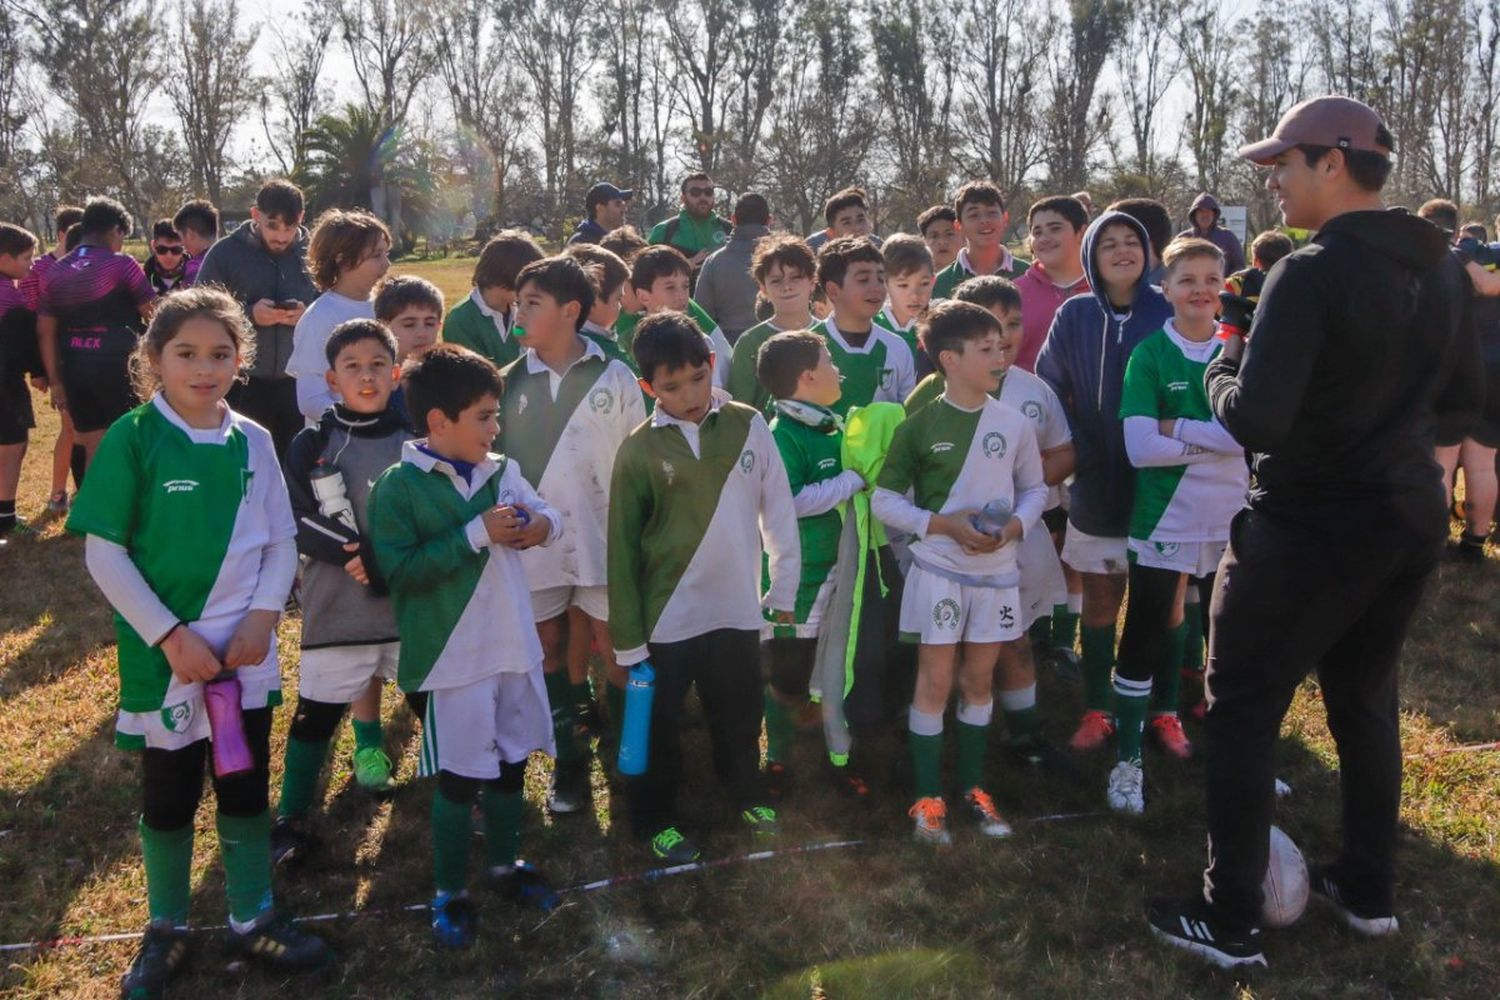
[616, 661, 656, 776]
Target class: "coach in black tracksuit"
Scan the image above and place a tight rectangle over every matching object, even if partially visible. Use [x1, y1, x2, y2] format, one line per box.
[1147, 96, 1483, 970]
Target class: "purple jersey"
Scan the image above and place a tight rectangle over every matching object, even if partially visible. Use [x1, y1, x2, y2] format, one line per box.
[18, 251, 57, 312]
[38, 247, 155, 361]
[183, 255, 201, 285]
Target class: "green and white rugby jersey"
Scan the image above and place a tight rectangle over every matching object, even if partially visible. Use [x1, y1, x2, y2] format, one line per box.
[1118, 321, 1248, 544]
[873, 304, 922, 361]
[906, 366, 1071, 508]
[368, 441, 562, 692]
[607, 398, 800, 663]
[810, 316, 916, 417]
[500, 339, 647, 592]
[66, 396, 295, 713]
[873, 396, 1047, 582]
[766, 403, 846, 633]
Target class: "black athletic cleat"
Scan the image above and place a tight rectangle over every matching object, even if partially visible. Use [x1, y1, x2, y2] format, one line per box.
[270, 816, 317, 868]
[547, 758, 591, 815]
[1146, 897, 1266, 970]
[120, 920, 190, 1000]
[1309, 864, 1400, 937]
[490, 859, 560, 911]
[650, 826, 702, 864]
[224, 912, 331, 973]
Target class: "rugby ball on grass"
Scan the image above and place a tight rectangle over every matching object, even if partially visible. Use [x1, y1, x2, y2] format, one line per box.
[1261, 825, 1309, 928]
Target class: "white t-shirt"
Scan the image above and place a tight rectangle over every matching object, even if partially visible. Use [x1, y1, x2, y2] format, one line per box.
[286, 291, 375, 423]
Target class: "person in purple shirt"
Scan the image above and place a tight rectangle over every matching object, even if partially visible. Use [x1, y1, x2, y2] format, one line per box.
[173, 198, 220, 286]
[36, 197, 156, 466]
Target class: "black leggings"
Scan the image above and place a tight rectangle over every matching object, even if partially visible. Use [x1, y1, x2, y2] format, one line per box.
[142, 707, 273, 831]
[1117, 563, 1215, 684]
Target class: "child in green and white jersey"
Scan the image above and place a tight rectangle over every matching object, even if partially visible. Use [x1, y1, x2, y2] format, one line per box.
[728, 235, 818, 412]
[608, 313, 801, 864]
[756, 331, 868, 798]
[812, 237, 916, 416]
[68, 288, 330, 996]
[873, 301, 1049, 846]
[1107, 238, 1247, 816]
[503, 256, 647, 814]
[873, 233, 936, 377]
[367, 344, 564, 948]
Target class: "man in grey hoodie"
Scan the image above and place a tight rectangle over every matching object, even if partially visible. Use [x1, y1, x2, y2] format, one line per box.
[196, 179, 320, 456]
[693, 192, 774, 344]
[1177, 192, 1246, 273]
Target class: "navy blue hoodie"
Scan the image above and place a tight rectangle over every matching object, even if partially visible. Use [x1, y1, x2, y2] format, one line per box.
[1035, 211, 1173, 538]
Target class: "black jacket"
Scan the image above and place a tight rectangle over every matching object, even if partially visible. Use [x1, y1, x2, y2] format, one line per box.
[1206, 209, 1482, 534]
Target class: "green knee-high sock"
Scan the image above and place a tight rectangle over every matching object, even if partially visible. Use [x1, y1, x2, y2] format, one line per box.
[764, 689, 796, 764]
[1080, 624, 1117, 711]
[1051, 603, 1080, 650]
[544, 670, 582, 762]
[1182, 605, 1204, 673]
[480, 788, 524, 870]
[140, 820, 193, 924]
[216, 811, 273, 925]
[1028, 615, 1051, 644]
[908, 706, 944, 798]
[431, 788, 472, 894]
[352, 717, 383, 753]
[1114, 677, 1151, 763]
[999, 684, 1038, 745]
[1152, 622, 1188, 714]
[278, 735, 331, 819]
[954, 705, 992, 792]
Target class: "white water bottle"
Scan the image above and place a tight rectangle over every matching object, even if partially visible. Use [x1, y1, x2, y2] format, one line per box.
[310, 463, 358, 534]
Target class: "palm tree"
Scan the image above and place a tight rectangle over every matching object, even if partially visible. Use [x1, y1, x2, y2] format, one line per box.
[301, 104, 436, 246]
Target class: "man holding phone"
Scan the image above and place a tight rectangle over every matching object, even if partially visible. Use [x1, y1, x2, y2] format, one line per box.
[196, 179, 319, 456]
[1146, 96, 1483, 970]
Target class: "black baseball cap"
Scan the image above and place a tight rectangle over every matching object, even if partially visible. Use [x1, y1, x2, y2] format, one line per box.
[586, 182, 634, 212]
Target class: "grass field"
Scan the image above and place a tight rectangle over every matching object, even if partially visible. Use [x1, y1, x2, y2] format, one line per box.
[1, 259, 1497, 998]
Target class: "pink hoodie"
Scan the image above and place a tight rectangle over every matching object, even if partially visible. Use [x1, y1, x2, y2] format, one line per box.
[1014, 258, 1090, 372]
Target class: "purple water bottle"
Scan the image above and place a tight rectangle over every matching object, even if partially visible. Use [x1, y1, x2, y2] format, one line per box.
[204, 673, 255, 778]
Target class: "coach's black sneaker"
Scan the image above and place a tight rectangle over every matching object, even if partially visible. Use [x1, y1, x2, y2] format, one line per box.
[225, 911, 331, 973]
[120, 920, 190, 1000]
[547, 757, 590, 815]
[1146, 897, 1266, 970]
[1308, 864, 1400, 937]
[490, 860, 560, 912]
[270, 816, 316, 868]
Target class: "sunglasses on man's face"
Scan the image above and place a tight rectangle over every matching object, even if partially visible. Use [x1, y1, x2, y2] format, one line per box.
[154, 245, 185, 256]
[686, 187, 714, 197]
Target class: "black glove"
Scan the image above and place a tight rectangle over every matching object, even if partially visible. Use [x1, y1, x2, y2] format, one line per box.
[1217, 291, 1255, 337]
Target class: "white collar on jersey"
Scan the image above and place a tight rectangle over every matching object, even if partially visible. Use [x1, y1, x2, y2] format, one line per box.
[523, 335, 605, 377]
[152, 393, 235, 445]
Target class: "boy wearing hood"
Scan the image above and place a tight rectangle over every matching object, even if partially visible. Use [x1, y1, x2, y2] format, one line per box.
[1034, 211, 1172, 752]
[1177, 193, 1246, 274]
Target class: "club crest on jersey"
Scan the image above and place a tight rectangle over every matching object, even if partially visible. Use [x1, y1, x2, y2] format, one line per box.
[588, 387, 614, 414]
[516, 393, 529, 415]
[240, 468, 255, 501]
[160, 700, 194, 733]
[162, 479, 199, 494]
[1021, 400, 1043, 422]
[1154, 541, 1181, 557]
[661, 460, 676, 485]
[498, 487, 518, 506]
[739, 449, 755, 473]
[932, 598, 961, 631]
[982, 431, 1007, 459]
[878, 367, 894, 389]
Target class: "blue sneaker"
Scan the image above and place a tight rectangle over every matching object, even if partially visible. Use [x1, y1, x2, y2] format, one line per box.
[490, 860, 560, 911]
[431, 894, 475, 950]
